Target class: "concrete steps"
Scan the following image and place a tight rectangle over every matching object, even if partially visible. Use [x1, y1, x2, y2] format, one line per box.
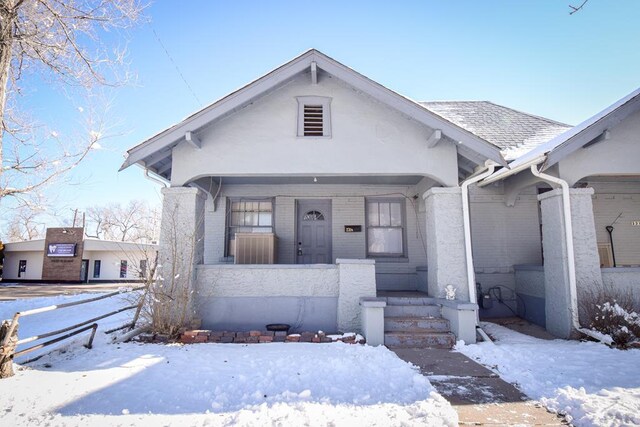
[385, 316, 450, 332]
[384, 304, 442, 317]
[384, 331, 456, 349]
[382, 294, 455, 349]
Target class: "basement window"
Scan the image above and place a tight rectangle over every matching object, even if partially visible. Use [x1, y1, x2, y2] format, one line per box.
[297, 96, 332, 137]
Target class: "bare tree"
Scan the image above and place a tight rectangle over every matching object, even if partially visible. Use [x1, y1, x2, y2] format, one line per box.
[0, 0, 145, 200]
[5, 204, 45, 241]
[569, 0, 589, 14]
[85, 199, 160, 243]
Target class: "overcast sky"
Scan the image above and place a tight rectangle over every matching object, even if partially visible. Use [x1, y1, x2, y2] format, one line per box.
[8, 0, 640, 226]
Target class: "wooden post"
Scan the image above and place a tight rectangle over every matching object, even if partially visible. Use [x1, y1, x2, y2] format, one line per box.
[0, 319, 18, 378]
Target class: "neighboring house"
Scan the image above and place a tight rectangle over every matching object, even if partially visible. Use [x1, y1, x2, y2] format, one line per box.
[2, 227, 157, 283]
[121, 49, 639, 345]
[479, 88, 640, 338]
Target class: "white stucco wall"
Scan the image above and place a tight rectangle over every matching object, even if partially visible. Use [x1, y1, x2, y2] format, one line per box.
[513, 266, 546, 299]
[170, 72, 459, 187]
[203, 183, 430, 290]
[423, 187, 467, 300]
[337, 259, 376, 332]
[83, 250, 152, 281]
[601, 268, 640, 309]
[195, 260, 376, 333]
[196, 264, 339, 297]
[2, 251, 44, 281]
[558, 109, 640, 186]
[468, 183, 543, 295]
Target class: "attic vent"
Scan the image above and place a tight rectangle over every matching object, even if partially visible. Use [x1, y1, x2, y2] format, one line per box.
[304, 105, 324, 136]
[297, 96, 332, 137]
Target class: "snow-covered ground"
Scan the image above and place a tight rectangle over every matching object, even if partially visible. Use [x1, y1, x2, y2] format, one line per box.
[0, 293, 457, 426]
[458, 322, 640, 427]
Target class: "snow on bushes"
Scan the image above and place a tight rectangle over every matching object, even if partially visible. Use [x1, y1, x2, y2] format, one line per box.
[578, 284, 640, 348]
[589, 302, 640, 348]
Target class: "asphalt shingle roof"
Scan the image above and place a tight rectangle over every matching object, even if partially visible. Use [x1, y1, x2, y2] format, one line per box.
[420, 101, 572, 161]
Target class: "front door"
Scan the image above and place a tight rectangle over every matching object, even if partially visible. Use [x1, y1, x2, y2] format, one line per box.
[80, 259, 89, 282]
[296, 199, 332, 264]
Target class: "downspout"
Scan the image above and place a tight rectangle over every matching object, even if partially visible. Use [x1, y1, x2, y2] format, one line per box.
[144, 169, 168, 188]
[529, 165, 606, 342]
[461, 160, 497, 308]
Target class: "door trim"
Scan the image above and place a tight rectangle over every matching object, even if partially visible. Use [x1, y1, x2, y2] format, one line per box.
[295, 199, 332, 264]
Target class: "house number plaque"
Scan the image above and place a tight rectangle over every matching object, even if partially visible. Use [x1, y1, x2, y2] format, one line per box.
[344, 225, 362, 232]
[632, 220, 640, 226]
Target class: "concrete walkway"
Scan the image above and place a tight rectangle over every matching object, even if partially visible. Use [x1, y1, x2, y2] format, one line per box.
[392, 348, 566, 426]
[0, 283, 136, 301]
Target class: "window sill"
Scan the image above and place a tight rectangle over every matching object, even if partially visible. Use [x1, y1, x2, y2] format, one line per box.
[367, 256, 409, 263]
[296, 135, 332, 139]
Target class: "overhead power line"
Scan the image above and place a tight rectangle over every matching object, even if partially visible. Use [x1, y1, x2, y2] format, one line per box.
[151, 26, 203, 107]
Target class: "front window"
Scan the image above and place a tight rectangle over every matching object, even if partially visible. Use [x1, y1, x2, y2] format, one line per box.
[226, 198, 274, 256]
[366, 199, 405, 257]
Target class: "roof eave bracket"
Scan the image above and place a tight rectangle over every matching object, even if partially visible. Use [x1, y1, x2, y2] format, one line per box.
[311, 61, 318, 85]
[426, 129, 442, 148]
[185, 131, 202, 149]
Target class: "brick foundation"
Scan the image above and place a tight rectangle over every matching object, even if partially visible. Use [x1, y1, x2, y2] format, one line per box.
[138, 330, 365, 345]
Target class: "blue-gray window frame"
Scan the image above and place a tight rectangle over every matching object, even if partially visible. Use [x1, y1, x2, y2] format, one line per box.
[365, 197, 408, 258]
[225, 197, 276, 257]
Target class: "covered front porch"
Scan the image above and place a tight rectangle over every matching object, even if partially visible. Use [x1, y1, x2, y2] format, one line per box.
[506, 175, 640, 337]
[157, 173, 481, 344]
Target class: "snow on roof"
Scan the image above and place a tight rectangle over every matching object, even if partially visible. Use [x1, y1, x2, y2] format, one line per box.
[420, 101, 571, 161]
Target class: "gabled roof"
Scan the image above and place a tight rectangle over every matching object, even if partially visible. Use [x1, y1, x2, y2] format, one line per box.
[481, 86, 640, 184]
[420, 101, 571, 161]
[120, 49, 508, 177]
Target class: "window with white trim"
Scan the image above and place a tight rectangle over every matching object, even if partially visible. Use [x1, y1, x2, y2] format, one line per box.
[296, 96, 331, 137]
[226, 198, 274, 256]
[366, 199, 406, 257]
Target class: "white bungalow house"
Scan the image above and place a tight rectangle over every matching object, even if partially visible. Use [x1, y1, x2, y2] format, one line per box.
[121, 49, 639, 346]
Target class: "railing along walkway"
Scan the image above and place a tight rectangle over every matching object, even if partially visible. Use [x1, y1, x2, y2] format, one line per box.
[0, 287, 143, 378]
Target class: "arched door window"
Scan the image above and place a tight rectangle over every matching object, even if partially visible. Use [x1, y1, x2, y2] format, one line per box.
[303, 210, 325, 221]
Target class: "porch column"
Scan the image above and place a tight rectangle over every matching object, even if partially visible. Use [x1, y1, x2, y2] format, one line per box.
[156, 186, 207, 329]
[337, 259, 376, 333]
[539, 188, 602, 338]
[423, 187, 469, 301]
